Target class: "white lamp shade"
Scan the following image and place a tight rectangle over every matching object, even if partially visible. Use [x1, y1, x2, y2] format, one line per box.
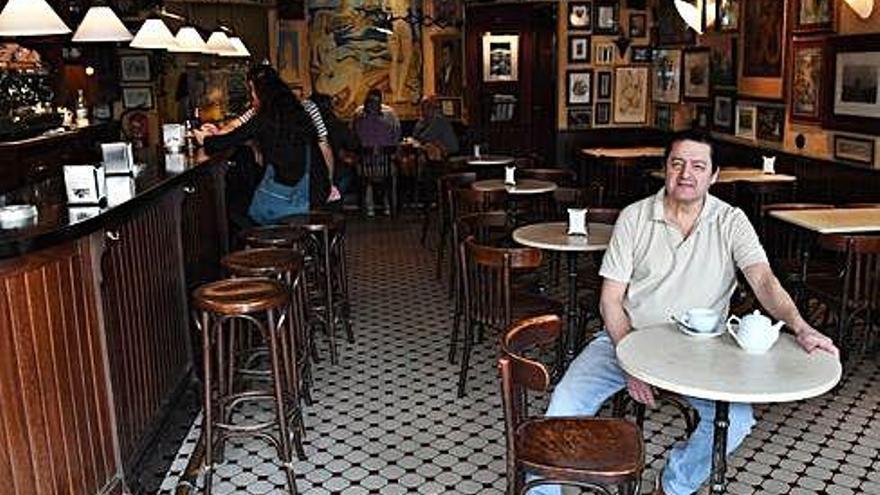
[673, 0, 716, 34]
[222, 36, 251, 58]
[168, 27, 207, 53]
[0, 0, 71, 36]
[130, 18, 177, 50]
[205, 31, 237, 56]
[72, 6, 132, 42]
[845, 0, 874, 19]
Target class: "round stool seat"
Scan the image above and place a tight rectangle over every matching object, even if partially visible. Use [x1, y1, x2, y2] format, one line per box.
[222, 248, 303, 278]
[280, 211, 343, 232]
[193, 277, 288, 315]
[239, 225, 308, 248]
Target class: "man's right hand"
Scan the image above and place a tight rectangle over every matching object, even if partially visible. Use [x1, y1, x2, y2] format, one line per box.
[626, 374, 656, 408]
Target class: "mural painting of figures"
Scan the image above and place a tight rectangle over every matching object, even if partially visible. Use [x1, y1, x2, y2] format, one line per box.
[309, 0, 422, 119]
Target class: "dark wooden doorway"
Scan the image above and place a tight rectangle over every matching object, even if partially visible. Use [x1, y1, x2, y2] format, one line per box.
[465, 3, 557, 162]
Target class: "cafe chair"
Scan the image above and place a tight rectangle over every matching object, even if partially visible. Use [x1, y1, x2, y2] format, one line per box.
[499, 315, 644, 495]
[519, 167, 577, 187]
[357, 145, 399, 217]
[456, 237, 562, 397]
[434, 172, 477, 279]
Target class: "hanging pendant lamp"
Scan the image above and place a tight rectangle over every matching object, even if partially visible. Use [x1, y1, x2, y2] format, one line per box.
[845, 0, 874, 19]
[674, 0, 716, 34]
[222, 37, 251, 58]
[73, 6, 133, 42]
[169, 27, 207, 53]
[205, 31, 237, 56]
[0, 0, 71, 37]
[130, 18, 177, 50]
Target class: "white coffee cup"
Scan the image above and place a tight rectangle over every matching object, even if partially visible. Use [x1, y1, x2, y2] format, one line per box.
[683, 308, 720, 333]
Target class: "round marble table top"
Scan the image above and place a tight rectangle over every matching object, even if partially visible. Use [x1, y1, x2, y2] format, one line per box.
[513, 222, 613, 252]
[471, 179, 558, 195]
[448, 154, 515, 166]
[616, 324, 841, 404]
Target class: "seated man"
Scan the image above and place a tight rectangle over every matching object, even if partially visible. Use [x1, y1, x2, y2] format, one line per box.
[534, 132, 837, 495]
[412, 96, 459, 160]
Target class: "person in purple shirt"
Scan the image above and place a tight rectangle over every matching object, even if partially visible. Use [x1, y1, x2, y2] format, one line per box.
[353, 90, 399, 147]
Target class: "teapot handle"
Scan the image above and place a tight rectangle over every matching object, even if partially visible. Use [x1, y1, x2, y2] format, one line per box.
[726, 316, 744, 346]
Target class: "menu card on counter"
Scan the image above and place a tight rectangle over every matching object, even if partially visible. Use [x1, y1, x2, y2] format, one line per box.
[106, 176, 136, 207]
[63, 165, 105, 206]
[101, 142, 135, 175]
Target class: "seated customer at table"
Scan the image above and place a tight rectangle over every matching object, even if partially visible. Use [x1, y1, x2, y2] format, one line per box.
[412, 95, 459, 159]
[353, 89, 401, 140]
[353, 90, 400, 148]
[532, 132, 837, 495]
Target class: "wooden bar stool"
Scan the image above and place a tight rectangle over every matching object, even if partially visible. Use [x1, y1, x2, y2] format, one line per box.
[193, 277, 301, 495]
[222, 248, 313, 407]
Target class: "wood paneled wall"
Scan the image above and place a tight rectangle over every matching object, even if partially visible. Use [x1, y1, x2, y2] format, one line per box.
[0, 241, 119, 495]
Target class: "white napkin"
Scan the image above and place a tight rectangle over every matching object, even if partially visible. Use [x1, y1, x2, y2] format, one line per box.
[505, 166, 517, 186]
[567, 208, 588, 236]
[762, 155, 776, 174]
[473, 144, 482, 159]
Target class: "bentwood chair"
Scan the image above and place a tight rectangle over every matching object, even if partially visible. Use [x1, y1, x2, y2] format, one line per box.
[434, 172, 477, 279]
[456, 237, 562, 397]
[499, 315, 644, 495]
[358, 145, 399, 217]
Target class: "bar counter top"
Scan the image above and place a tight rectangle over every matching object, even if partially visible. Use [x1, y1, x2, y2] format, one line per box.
[0, 148, 228, 260]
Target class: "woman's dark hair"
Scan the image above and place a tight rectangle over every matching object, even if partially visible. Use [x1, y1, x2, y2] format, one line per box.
[247, 64, 314, 146]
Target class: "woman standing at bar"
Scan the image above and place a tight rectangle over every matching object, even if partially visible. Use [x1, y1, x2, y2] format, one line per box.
[193, 65, 330, 224]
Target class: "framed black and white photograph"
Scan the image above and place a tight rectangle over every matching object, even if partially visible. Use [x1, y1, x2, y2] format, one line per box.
[628, 13, 647, 38]
[568, 2, 593, 31]
[683, 48, 711, 101]
[735, 102, 757, 140]
[122, 86, 154, 109]
[569, 36, 591, 64]
[756, 104, 785, 142]
[654, 104, 672, 130]
[594, 42, 615, 66]
[713, 93, 735, 132]
[595, 101, 612, 125]
[568, 107, 593, 129]
[694, 104, 712, 130]
[567, 70, 593, 105]
[596, 71, 613, 99]
[631, 46, 652, 64]
[833, 135, 876, 165]
[593, 0, 620, 35]
[482, 34, 519, 82]
[120, 54, 150, 82]
[716, 0, 741, 32]
[826, 35, 880, 134]
[652, 49, 682, 103]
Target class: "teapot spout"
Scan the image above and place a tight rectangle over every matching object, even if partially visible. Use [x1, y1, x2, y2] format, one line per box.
[771, 321, 785, 333]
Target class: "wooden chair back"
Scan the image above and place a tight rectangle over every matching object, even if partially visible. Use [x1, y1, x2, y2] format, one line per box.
[761, 203, 836, 266]
[450, 187, 508, 223]
[519, 168, 577, 187]
[438, 172, 477, 229]
[817, 234, 880, 313]
[358, 145, 398, 178]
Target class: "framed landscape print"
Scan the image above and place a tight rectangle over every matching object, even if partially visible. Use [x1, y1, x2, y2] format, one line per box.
[593, 0, 620, 35]
[794, 0, 833, 33]
[595, 101, 612, 125]
[833, 135, 875, 165]
[652, 49, 682, 103]
[567, 70, 593, 105]
[716, 0, 740, 31]
[789, 37, 825, 123]
[756, 104, 785, 142]
[569, 2, 592, 31]
[705, 35, 737, 88]
[614, 66, 648, 124]
[597, 71, 613, 99]
[629, 13, 647, 38]
[568, 107, 593, 130]
[122, 86, 154, 109]
[735, 102, 757, 139]
[120, 54, 150, 82]
[569, 36, 591, 64]
[482, 34, 519, 82]
[743, 0, 785, 78]
[631, 46, 652, 64]
[683, 48, 711, 101]
[713, 93, 735, 132]
[825, 34, 880, 135]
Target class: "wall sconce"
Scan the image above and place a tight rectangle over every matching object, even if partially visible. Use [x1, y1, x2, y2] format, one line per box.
[674, 0, 716, 34]
[845, 0, 874, 19]
[0, 0, 71, 37]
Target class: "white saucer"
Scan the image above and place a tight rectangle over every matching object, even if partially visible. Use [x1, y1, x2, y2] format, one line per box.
[675, 322, 725, 338]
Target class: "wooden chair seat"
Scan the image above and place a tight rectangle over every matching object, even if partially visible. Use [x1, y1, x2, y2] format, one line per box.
[239, 225, 308, 248]
[193, 278, 288, 315]
[512, 292, 564, 321]
[221, 248, 303, 278]
[516, 417, 644, 485]
[280, 211, 343, 232]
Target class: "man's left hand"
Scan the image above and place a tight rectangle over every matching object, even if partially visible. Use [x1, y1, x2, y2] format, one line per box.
[796, 327, 839, 357]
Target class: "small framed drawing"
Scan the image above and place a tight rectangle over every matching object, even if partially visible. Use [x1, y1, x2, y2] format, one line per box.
[794, 0, 833, 33]
[789, 37, 825, 123]
[756, 104, 785, 142]
[630, 46, 652, 64]
[595, 101, 612, 125]
[628, 13, 647, 38]
[713, 93, 735, 132]
[705, 35, 737, 89]
[654, 104, 672, 130]
[652, 49, 682, 104]
[833, 135, 875, 165]
[482, 34, 519, 82]
[122, 86, 154, 110]
[716, 0, 740, 32]
[566, 70, 593, 105]
[694, 104, 712, 130]
[120, 54, 150, 82]
[593, 0, 620, 35]
[568, 107, 593, 130]
[735, 102, 757, 139]
[594, 42, 615, 66]
[569, 36, 591, 64]
[683, 48, 711, 101]
[825, 34, 880, 135]
[596, 71, 613, 99]
[569, 2, 592, 31]
[614, 66, 648, 124]
[437, 97, 463, 120]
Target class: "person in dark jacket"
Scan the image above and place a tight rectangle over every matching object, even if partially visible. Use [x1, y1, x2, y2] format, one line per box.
[192, 65, 330, 224]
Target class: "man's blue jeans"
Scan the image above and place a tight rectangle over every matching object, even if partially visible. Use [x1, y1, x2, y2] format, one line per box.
[529, 332, 755, 495]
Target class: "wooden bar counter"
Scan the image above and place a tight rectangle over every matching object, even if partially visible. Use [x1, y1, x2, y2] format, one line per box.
[0, 148, 229, 494]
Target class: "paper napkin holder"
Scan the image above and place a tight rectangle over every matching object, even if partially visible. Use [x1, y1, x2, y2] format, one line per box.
[762, 155, 776, 174]
[473, 144, 481, 159]
[162, 124, 185, 153]
[64, 164, 106, 206]
[165, 152, 187, 173]
[101, 142, 135, 176]
[504, 166, 517, 186]
[106, 176, 136, 207]
[567, 208, 589, 236]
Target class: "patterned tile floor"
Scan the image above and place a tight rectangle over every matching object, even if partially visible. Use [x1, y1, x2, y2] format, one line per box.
[152, 215, 880, 495]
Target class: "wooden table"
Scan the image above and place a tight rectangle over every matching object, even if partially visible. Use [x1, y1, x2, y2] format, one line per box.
[768, 207, 880, 234]
[617, 324, 841, 494]
[472, 178, 558, 195]
[578, 147, 666, 206]
[513, 222, 613, 364]
[649, 167, 796, 184]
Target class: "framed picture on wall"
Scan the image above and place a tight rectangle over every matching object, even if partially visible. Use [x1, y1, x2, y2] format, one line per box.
[735, 102, 758, 139]
[567, 70, 593, 105]
[756, 104, 785, 142]
[713, 93, 735, 132]
[122, 86, 154, 110]
[482, 34, 519, 82]
[568, 107, 593, 129]
[794, 0, 833, 33]
[594, 42, 615, 65]
[595, 101, 612, 125]
[628, 13, 647, 38]
[631, 46, 652, 64]
[789, 37, 825, 123]
[568, 2, 593, 31]
[654, 104, 672, 130]
[596, 71, 613, 99]
[716, 0, 740, 31]
[833, 135, 876, 165]
[437, 97, 463, 120]
[704, 35, 737, 89]
[614, 66, 648, 124]
[683, 48, 711, 101]
[569, 36, 591, 64]
[270, 20, 309, 85]
[120, 54, 150, 82]
[433, 34, 463, 97]
[652, 49, 682, 103]
[694, 104, 712, 130]
[593, 0, 620, 35]
[825, 34, 880, 135]
[742, 0, 785, 78]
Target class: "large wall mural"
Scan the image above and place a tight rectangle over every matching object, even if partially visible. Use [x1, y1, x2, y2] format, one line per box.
[309, 0, 423, 119]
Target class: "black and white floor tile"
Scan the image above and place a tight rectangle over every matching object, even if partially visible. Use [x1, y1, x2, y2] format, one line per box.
[154, 215, 880, 495]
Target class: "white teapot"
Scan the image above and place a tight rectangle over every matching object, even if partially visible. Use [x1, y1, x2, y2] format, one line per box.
[726, 310, 783, 354]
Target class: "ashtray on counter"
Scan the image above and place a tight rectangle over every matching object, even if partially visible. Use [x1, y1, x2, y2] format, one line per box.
[0, 204, 38, 229]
